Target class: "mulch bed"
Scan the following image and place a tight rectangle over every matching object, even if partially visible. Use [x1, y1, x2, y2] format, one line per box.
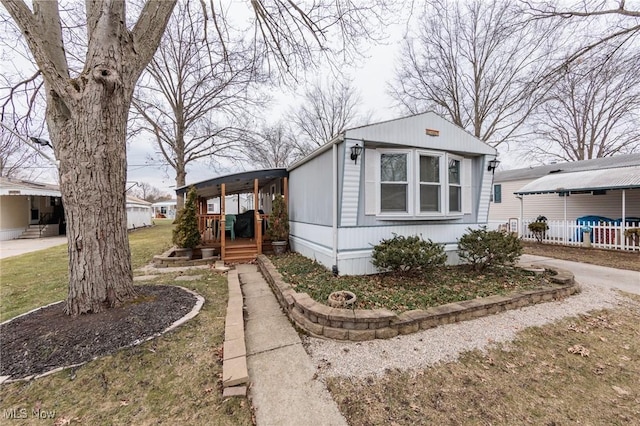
[0, 285, 197, 380]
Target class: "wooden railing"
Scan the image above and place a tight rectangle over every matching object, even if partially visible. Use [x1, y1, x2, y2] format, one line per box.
[198, 213, 271, 246]
[198, 214, 222, 244]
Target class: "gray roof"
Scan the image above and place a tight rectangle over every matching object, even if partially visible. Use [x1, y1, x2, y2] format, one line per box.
[345, 111, 496, 155]
[176, 168, 288, 198]
[515, 165, 640, 195]
[495, 153, 640, 182]
[0, 177, 61, 197]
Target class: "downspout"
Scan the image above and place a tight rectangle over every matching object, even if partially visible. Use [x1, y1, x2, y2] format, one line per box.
[332, 142, 339, 275]
[518, 195, 524, 237]
[563, 192, 567, 243]
[622, 189, 626, 250]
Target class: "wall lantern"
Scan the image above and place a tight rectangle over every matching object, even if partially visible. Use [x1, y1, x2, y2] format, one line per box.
[350, 143, 363, 164]
[487, 158, 501, 173]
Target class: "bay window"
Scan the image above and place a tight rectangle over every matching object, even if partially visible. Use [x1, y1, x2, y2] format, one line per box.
[371, 148, 470, 218]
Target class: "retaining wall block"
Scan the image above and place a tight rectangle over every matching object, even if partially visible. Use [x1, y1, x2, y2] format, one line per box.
[291, 308, 324, 336]
[348, 329, 377, 341]
[323, 326, 349, 340]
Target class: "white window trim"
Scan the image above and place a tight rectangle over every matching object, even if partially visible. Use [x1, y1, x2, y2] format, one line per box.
[447, 154, 464, 214]
[376, 149, 413, 217]
[415, 149, 445, 218]
[374, 148, 466, 220]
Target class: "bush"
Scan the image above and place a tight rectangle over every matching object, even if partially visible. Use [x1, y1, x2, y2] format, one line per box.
[624, 228, 640, 245]
[172, 186, 201, 249]
[528, 221, 549, 243]
[266, 194, 290, 241]
[371, 234, 446, 275]
[457, 227, 523, 271]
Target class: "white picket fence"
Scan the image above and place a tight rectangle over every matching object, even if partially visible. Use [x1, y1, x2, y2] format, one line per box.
[520, 219, 640, 252]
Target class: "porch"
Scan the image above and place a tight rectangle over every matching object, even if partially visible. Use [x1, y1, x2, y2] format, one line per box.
[176, 168, 289, 262]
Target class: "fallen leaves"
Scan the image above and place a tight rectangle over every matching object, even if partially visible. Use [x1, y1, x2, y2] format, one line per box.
[567, 344, 590, 357]
[612, 385, 630, 396]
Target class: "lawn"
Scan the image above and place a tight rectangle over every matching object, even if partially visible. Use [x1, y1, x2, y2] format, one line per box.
[0, 221, 253, 425]
[270, 252, 551, 313]
[327, 294, 640, 425]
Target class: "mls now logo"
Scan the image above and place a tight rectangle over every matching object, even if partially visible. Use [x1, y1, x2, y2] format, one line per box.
[3, 408, 56, 419]
[3, 408, 27, 419]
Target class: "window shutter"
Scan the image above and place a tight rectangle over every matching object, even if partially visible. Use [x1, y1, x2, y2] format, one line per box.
[364, 149, 376, 215]
[462, 158, 472, 214]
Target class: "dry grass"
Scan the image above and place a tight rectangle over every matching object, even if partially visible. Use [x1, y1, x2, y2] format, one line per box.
[327, 294, 640, 425]
[0, 222, 252, 425]
[523, 242, 640, 272]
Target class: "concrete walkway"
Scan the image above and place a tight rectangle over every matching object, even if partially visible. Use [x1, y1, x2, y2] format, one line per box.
[520, 254, 639, 295]
[236, 264, 347, 426]
[0, 236, 67, 259]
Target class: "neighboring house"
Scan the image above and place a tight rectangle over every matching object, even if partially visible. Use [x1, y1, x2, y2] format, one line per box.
[151, 200, 177, 219]
[1, 177, 153, 241]
[178, 112, 498, 273]
[488, 154, 640, 250]
[0, 177, 64, 241]
[288, 112, 497, 275]
[126, 196, 153, 229]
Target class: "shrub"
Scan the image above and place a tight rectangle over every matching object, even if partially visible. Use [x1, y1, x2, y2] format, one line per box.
[528, 221, 549, 243]
[172, 186, 201, 249]
[457, 227, 523, 271]
[266, 194, 290, 241]
[371, 234, 446, 275]
[624, 227, 640, 245]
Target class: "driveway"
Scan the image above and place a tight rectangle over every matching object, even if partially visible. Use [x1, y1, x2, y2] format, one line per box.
[520, 254, 640, 296]
[0, 236, 68, 260]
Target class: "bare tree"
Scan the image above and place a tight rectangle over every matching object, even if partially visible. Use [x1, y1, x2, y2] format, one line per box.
[390, 0, 557, 146]
[524, 51, 640, 162]
[126, 181, 171, 203]
[240, 122, 300, 169]
[131, 2, 263, 209]
[523, 1, 640, 71]
[0, 0, 392, 314]
[0, 124, 41, 178]
[290, 78, 371, 154]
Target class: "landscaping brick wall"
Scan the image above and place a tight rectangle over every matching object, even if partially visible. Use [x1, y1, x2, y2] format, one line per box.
[256, 255, 579, 341]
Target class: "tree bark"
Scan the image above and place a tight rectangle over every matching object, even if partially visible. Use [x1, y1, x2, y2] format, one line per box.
[2, 0, 176, 315]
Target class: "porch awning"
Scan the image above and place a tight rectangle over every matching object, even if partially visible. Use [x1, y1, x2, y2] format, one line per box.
[515, 165, 640, 195]
[176, 168, 288, 199]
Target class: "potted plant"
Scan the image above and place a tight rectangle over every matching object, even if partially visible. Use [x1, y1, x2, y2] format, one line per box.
[266, 194, 289, 255]
[172, 186, 201, 259]
[528, 216, 548, 243]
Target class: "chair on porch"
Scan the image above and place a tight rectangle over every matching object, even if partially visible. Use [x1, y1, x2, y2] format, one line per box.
[218, 214, 236, 241]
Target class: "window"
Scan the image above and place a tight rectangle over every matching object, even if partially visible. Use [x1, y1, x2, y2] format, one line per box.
[371, 149, 469, 218]
[448, 158, 461, 212]
[380, 153, 409, 212]
[418, 154, 440, 212]
[493, 184, 502, 203]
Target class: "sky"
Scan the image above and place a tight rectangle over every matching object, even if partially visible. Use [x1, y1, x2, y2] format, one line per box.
[1, 2, 524, 199]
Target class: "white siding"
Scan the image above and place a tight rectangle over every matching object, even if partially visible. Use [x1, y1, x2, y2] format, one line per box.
[289, 149, 333, 226]
[364, 148, 377, 215]
[127, 206, 153, 229]
[346, 112, 495, 155]
[340, 139, 362, 226]
[289, 221, 333, 249]
[0, 228, 27, 241]
[490, 181, 640, 224]
[477, 162, 494, 223]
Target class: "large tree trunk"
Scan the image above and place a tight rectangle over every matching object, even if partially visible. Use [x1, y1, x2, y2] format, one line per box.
[1, 0, 177, 315]
[48, 78, 135, 315]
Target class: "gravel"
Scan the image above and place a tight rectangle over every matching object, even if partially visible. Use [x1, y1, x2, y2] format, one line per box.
[304, 281, 625, 379]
